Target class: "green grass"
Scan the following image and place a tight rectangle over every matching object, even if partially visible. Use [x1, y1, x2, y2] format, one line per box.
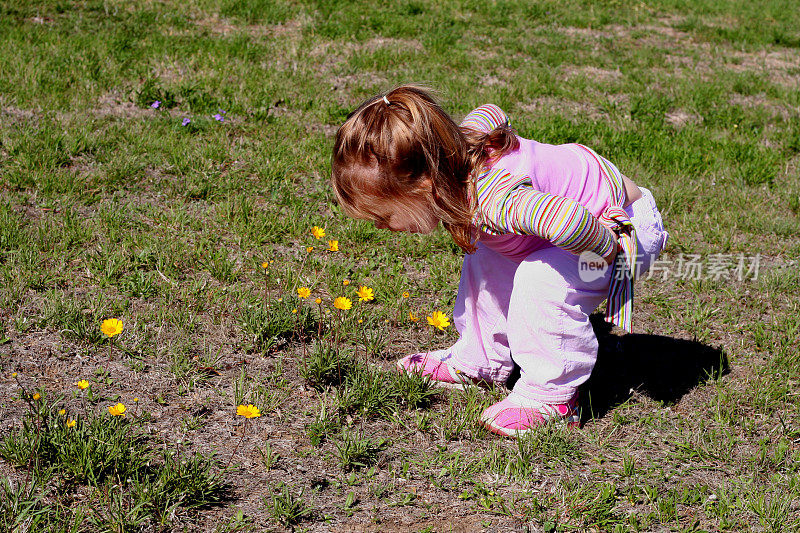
[1, 0, 799, 530]
[0, 393, 228, 530]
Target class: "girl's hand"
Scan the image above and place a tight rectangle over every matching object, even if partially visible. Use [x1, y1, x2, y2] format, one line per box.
[603, 234, 620, 266]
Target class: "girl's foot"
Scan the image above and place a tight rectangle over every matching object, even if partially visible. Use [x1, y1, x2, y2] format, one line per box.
[396, 351, 490, 391]
[480, 392, 580, 437]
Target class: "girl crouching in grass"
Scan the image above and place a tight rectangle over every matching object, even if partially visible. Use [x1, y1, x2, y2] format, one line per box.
[330, 85, 669, 437]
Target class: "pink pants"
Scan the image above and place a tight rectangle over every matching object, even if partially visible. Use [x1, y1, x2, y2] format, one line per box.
[437, 187, 669, 403]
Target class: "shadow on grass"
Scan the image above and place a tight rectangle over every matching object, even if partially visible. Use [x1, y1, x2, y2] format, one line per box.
[504, 313, 729, 421]
[579, 313, 729, 421]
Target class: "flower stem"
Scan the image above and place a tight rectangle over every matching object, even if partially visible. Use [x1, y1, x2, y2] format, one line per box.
[225, 419, 249, 471]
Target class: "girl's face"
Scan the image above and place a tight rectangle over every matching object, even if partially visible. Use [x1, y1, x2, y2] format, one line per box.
[369, 192, 440, 234]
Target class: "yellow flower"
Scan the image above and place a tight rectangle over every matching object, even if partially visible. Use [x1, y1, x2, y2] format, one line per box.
[292, 308, 298, 314]
[32, 393, 41, 400]
[66, 418, 76, 428]
[11, 372, 17, 378]
[261, 261, 269, 270]
[328, 240, 339, 252]
[58, 409, 66, 416]
[342, 279, 350, 286]
[427, 311, 451, 331]
[108, 403, 126, 417]
[76, 380, 90, 390]
[358, 319, 363, 324]
[297, 287, 311, 299]
[311, 226, 326, 240]
[356, 286, 374, 302]
[333, 297, 352, 311]
[237, 404, 261, 419]
[133, 398, 139, 402]
[409, 312, 419, 322]
[402, 291, 410, 299]
[314, 297, 322, 304]
[306, 246, 314, 253]
[100, 318, 123, 338]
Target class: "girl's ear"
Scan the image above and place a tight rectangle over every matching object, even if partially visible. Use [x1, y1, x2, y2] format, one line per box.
[415, 177, 434, 193]
[415, 177, 439, 201]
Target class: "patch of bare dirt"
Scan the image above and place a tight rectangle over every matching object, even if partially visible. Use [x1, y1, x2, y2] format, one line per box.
[330, 72, 390, 93]
[92, 91, 150, 119]
[557, 17, 800, 89]
[557, 19, 691, 43]
[310, 37, 424, 77]
[0, 103, 38, 125]
[518, 96, 608, 121]
[728, 49, 800, 87]
[189, 14, 307, 39]
[665, 109, 702, 128]
[560, 65, 623, 84]
[362, 37, 424, 53]
[729, 94, 799, 121]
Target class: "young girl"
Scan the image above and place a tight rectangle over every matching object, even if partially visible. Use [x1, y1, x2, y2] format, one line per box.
[331, 85, 669, 437]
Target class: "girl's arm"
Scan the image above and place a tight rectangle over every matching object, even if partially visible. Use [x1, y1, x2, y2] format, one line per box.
[461, 104, 510, 132]
[478, 175, 618, 261]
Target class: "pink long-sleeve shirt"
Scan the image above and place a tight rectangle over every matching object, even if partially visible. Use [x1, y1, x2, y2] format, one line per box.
[462, 104, 619, 261]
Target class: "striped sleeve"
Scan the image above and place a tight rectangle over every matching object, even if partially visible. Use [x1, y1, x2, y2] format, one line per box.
[476, 169, 617, 258]
[460, 104, 510, 133]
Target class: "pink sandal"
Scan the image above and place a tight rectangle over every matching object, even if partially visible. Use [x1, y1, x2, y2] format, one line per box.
[480, 392, 580, 437]
[396, 351, 490, 391]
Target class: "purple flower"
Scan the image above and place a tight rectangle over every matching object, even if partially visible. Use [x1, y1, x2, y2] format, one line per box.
[213, 113, 224, 122]
[218, 108, 226, 114]
[182, 117, 191, 126]
[151, 101, 161, 109]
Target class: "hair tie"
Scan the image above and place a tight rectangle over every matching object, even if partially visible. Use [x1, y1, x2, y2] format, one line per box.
[382, 95, 390, 105]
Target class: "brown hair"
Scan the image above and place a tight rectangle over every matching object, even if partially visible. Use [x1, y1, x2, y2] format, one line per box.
[331, 84, 518, 253]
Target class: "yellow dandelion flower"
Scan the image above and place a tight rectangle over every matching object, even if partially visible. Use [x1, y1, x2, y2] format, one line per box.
[297, 287, 311, 299]
[328, 240, 339, 252]
[311, 226, 325, 240]
[358, 319, 363, 324]
[409, 312, 419, 322]
[237, 404, 261, 419]
[133, 398, 139, 402]
[315, 297, 322, 304]
[76, 380, 90, 390]
[66, 418, 76, 428]
[58, 409, 66, 416]
[427, 311, 451, 331]
[402, 291, 410, 299]
[100, 318, 123, 338]
[333, 297, 352, 311]
[32, 393, 40, 400]
[292, 308, 298, 314]
[108, 403, 126, 417]
[306, 246, 314, 253]
[11, 372, 17, 378]
[356, 286, 374, 302]
[342, 279, 350, 286]
[261, 261, 269, 270]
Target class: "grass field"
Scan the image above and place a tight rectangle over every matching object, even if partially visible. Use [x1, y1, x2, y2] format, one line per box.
[1, 0, 800, 531]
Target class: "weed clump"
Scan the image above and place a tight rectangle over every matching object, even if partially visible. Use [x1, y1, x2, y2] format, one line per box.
[239, 296, 315, 352]
[0, 396, 228, 528]
[265, 483, 315, 527]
